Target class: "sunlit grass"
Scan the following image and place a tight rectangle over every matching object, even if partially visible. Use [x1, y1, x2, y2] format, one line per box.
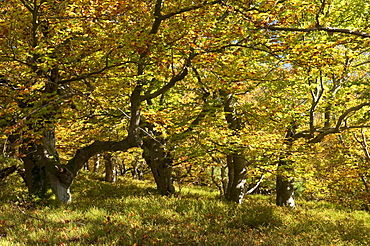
[1, 170, 369, 245]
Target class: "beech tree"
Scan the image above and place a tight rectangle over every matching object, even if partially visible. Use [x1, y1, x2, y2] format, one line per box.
[0, 0, 142, 203]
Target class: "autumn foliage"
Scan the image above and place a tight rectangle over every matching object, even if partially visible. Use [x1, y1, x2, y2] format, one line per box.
[0, 0, 369, 208]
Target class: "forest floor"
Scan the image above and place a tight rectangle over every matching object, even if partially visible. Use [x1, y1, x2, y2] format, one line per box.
[0, 171, 369, 246]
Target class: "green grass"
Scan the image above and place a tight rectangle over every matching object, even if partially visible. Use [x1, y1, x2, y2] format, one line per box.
[1, 171, 370, 246]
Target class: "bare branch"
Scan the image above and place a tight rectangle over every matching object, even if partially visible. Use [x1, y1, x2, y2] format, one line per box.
[245, 174, 265, 195]
[15, 205, 44, 221]
[353, 130, 370, 160]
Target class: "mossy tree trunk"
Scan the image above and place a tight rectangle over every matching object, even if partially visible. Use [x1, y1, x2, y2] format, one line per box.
[143, 136, 175, 196]
[21, 129, 74, 203]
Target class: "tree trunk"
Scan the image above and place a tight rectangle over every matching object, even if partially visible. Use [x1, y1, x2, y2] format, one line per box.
[276, 157, 295, 208]
[84, 161, 89, 171]
[21, 130, 73, 204]
[119, 161, 127, 176]
[93, 154, 101, 173]
[221, 164, 227, 196]
[104, 152, 116, 183]
[220, 90, 248, 204]
[225, 154, 247, 204]
[143, 137, 175, 196]
[275, 126, 296, 208]
[131, 160, 144, 180]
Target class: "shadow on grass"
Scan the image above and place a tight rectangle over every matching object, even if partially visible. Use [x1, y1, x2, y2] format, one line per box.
[71, 174, 158, 198]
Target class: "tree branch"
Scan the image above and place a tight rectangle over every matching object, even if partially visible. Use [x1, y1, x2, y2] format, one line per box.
[246, 174, 264, 195]
[19, 0, 34, 12]
[161, 0, 222, 20]
[58, 61, 135, 84]
[182, 68, 211, 133]
[353, 130, 370, 160]
[20, 93, 78, 121]
[293, 102, 370, 143]
[335, 102, 370, 131]
[266, 25, 370, 38]
[150, 0, 222, 34]
[149, 0, 163, 34]
[66, 138, 135, 177]
[307, 102, 370, 143]
[140, 52, 196, 101]
[309, 72, 324, 135]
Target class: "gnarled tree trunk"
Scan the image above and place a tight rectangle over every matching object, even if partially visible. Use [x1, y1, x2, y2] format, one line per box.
[21, 129, 73, 203]
[143, 137, 175, 196]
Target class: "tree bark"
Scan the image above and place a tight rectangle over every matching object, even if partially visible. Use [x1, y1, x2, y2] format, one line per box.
[220, 90, 248, 203]
[21, 129, 73, 203]
[276, 127, 296, 208]
[104, 152, 116, 183]
[92, 154, 101, 173]
[143, 137, 175, 196]
[276, 157, 295, 208]
[131, 160, 144, 180]
[225, 154, 247, 204]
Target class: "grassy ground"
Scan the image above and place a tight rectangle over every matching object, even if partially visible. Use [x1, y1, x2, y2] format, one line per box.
[1, 171, 369, 246]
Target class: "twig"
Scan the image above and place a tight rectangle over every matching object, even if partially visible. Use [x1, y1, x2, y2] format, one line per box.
[245, 174, 265, 195]
[15, 205, 43, 221]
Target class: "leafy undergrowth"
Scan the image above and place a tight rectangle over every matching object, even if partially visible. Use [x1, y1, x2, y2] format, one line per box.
[1, 171, 370, 246]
